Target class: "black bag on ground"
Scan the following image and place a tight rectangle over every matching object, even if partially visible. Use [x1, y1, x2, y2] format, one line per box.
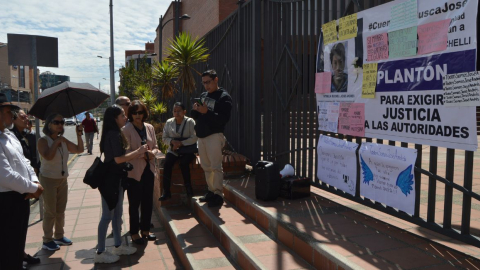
[279, 176, 310, 199]
[83, 153, 107, 189]
[176, 122, 198, 154]
[255, 161, 280, 201]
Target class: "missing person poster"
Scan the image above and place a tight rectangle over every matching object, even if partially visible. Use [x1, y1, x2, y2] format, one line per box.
[317, 0, 478, 151]
[359, 143, 417, 215]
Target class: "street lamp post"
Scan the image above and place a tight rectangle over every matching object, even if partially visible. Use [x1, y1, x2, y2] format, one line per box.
[109, 0, 115, 105]
[159, 14, 190, 62]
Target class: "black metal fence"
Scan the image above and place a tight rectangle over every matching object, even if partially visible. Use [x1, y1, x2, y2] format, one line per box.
[173, 0, 480, 247]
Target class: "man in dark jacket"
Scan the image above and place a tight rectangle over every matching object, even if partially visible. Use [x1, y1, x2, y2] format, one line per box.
[191, 69, 232, 208]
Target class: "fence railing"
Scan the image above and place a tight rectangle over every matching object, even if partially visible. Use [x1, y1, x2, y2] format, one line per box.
[175, 0, 480, 247]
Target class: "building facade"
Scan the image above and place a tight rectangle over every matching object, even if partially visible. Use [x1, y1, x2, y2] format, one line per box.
[0, 42, 35, 112]
[39, 71, 70, 90]
[154, 0, 240, 62]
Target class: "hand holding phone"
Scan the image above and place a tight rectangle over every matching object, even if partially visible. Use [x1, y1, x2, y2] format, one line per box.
[193, 98, 203, 106]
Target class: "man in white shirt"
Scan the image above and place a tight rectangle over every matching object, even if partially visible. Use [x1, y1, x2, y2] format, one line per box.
[0, 93, 44, 270]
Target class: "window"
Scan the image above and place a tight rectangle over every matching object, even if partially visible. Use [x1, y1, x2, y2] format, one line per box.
[19, 66, 25, 88]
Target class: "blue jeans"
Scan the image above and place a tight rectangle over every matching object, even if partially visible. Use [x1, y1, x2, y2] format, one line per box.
[85, 132, 94, 153]
[97, 186, 123, 252]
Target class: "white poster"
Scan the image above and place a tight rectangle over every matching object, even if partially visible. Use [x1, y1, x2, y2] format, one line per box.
[317, 135, 358, 196]
[359, 143, 417, 215]
[317, 0, 479, 151]
[317, 101, 340, 132]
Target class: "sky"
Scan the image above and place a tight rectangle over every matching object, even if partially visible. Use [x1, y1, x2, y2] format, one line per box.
[0, 0, 170, 95]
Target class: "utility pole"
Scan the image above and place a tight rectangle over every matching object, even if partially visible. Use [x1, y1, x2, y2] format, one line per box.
[109, 0, 115, 105]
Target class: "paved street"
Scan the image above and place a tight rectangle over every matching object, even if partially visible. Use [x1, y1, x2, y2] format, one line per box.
[25, 133, 182, 270]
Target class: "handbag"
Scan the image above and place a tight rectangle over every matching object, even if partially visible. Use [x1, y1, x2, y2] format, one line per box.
[176, 121, 198, 155]
[83, 153, 108, 189]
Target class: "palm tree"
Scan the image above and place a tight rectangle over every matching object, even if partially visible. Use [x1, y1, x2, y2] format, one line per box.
[165, 32, 209, 94]
[152, 60, 179, 100]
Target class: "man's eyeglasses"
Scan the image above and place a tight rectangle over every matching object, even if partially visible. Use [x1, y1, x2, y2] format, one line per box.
[52, 120, 65, 125]
[132, 111, 144, 115]
[120, 102, 131, 107]
[202, 80, 213, 85]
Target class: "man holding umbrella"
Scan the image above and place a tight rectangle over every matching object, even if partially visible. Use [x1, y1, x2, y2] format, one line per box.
[0, 93, 44, 270]
[82, 112, 98, 155]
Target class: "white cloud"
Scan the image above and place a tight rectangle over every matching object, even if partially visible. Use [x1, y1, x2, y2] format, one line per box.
[0, 0, 169, 94]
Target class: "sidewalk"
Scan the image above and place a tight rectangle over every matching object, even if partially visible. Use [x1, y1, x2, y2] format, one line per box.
[25, 136, 182, 270]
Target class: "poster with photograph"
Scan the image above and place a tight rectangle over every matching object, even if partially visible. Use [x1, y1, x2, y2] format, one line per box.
[316, 0, 478, 151]
[359, 143, 417, 215]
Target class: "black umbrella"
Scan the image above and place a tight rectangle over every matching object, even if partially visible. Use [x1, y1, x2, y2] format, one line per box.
[29, 82, 110, 120]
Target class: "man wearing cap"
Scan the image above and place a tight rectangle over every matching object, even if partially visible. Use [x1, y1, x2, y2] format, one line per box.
[0, 93, 44, 270]
[82, 112, 98, 155]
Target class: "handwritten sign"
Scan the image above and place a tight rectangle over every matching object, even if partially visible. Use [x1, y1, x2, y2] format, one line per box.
[388, 26, 417, 59]
[317, 135, 359, 196]
[338, 103, 365, 137]
[366, 33, 388, 61]
[389, 0, 418, 32]
[443, 72, 480, 107]
[323, 20, 338, 45]
[417, 19, 450, 55]
[359, 143, 417, 215]
[339, 13, 357, 40]
[318, 101, 339, 133]
[362, 63, 378, 98]
[315, 72, 332, 94]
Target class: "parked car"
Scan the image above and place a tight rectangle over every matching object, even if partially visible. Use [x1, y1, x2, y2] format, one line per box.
[64, 117, 77, 126]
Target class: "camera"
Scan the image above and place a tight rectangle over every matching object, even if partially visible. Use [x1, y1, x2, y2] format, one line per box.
[123, 162, 134, 172]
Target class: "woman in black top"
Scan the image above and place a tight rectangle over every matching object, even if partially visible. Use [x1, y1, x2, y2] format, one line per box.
[94, 105, 148, 264]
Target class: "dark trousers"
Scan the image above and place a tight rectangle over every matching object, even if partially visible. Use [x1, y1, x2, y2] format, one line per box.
[163, 152, 196, 193]
[0, 191, 30, 270]
[126, 165, 154, 234]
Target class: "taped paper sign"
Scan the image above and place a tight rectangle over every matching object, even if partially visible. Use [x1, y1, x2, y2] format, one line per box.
[359, 143, 417, 215]
[366, 33, 389, 61]
[339, 13, 357, 41]
[323, 20, 338, 45]
[417, 19, 450, 55]
[318, 101, 340, 133]
[315, 72, 332, 94]
[389, 0, 418, 31]
[443, 71, 480, 107]
[338, 103, 365, 137]
[362, 63, 378, 98]
[317, 135, 359, 196]
[388, 26, 418, 59]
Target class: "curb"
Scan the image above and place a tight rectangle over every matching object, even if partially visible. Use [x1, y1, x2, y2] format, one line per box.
[67, 154, 78, 166]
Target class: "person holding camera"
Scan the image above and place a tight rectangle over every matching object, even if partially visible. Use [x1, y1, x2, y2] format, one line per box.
[37, 113, 84, 251]
[94, 105, 148, 264]
[160, 102, 197, 201]
[122, 100, 160, 244]
[192, 69, 232, 208]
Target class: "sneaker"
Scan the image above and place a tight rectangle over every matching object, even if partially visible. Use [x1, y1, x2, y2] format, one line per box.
[199, 191, 214, 202]
[207, 194, 224, 208]
[23, 254, 40, 264]
[94, 250, 120, 264]
[42, 241, 60, 251]
[54, 237, 73, 246]
[112, 245, 137, 256]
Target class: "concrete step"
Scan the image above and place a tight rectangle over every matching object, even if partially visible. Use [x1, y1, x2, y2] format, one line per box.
[223, 179, 480, 270]
[193, 197, 314, 270]
[158, 205, 239, 269]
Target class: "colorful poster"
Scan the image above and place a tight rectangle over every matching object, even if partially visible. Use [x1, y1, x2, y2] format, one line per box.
[362, 63, 378, 98]
[315, 72, 332, 94]
[389, 0, 418, 31]
[443, 72, 480, 107]
[317, 101, 339, 133]
[339, 13, 357, 41]
[359, 143, 417, 215]
[317, 135, 359, 196]
[388, 26, 418, 59]
[338, 103, 365, 137]
[318, 0, 478, 151]
[417, 19, 450, 55]
[366, 33, 389, 61]
[323, 20, 338, 45]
